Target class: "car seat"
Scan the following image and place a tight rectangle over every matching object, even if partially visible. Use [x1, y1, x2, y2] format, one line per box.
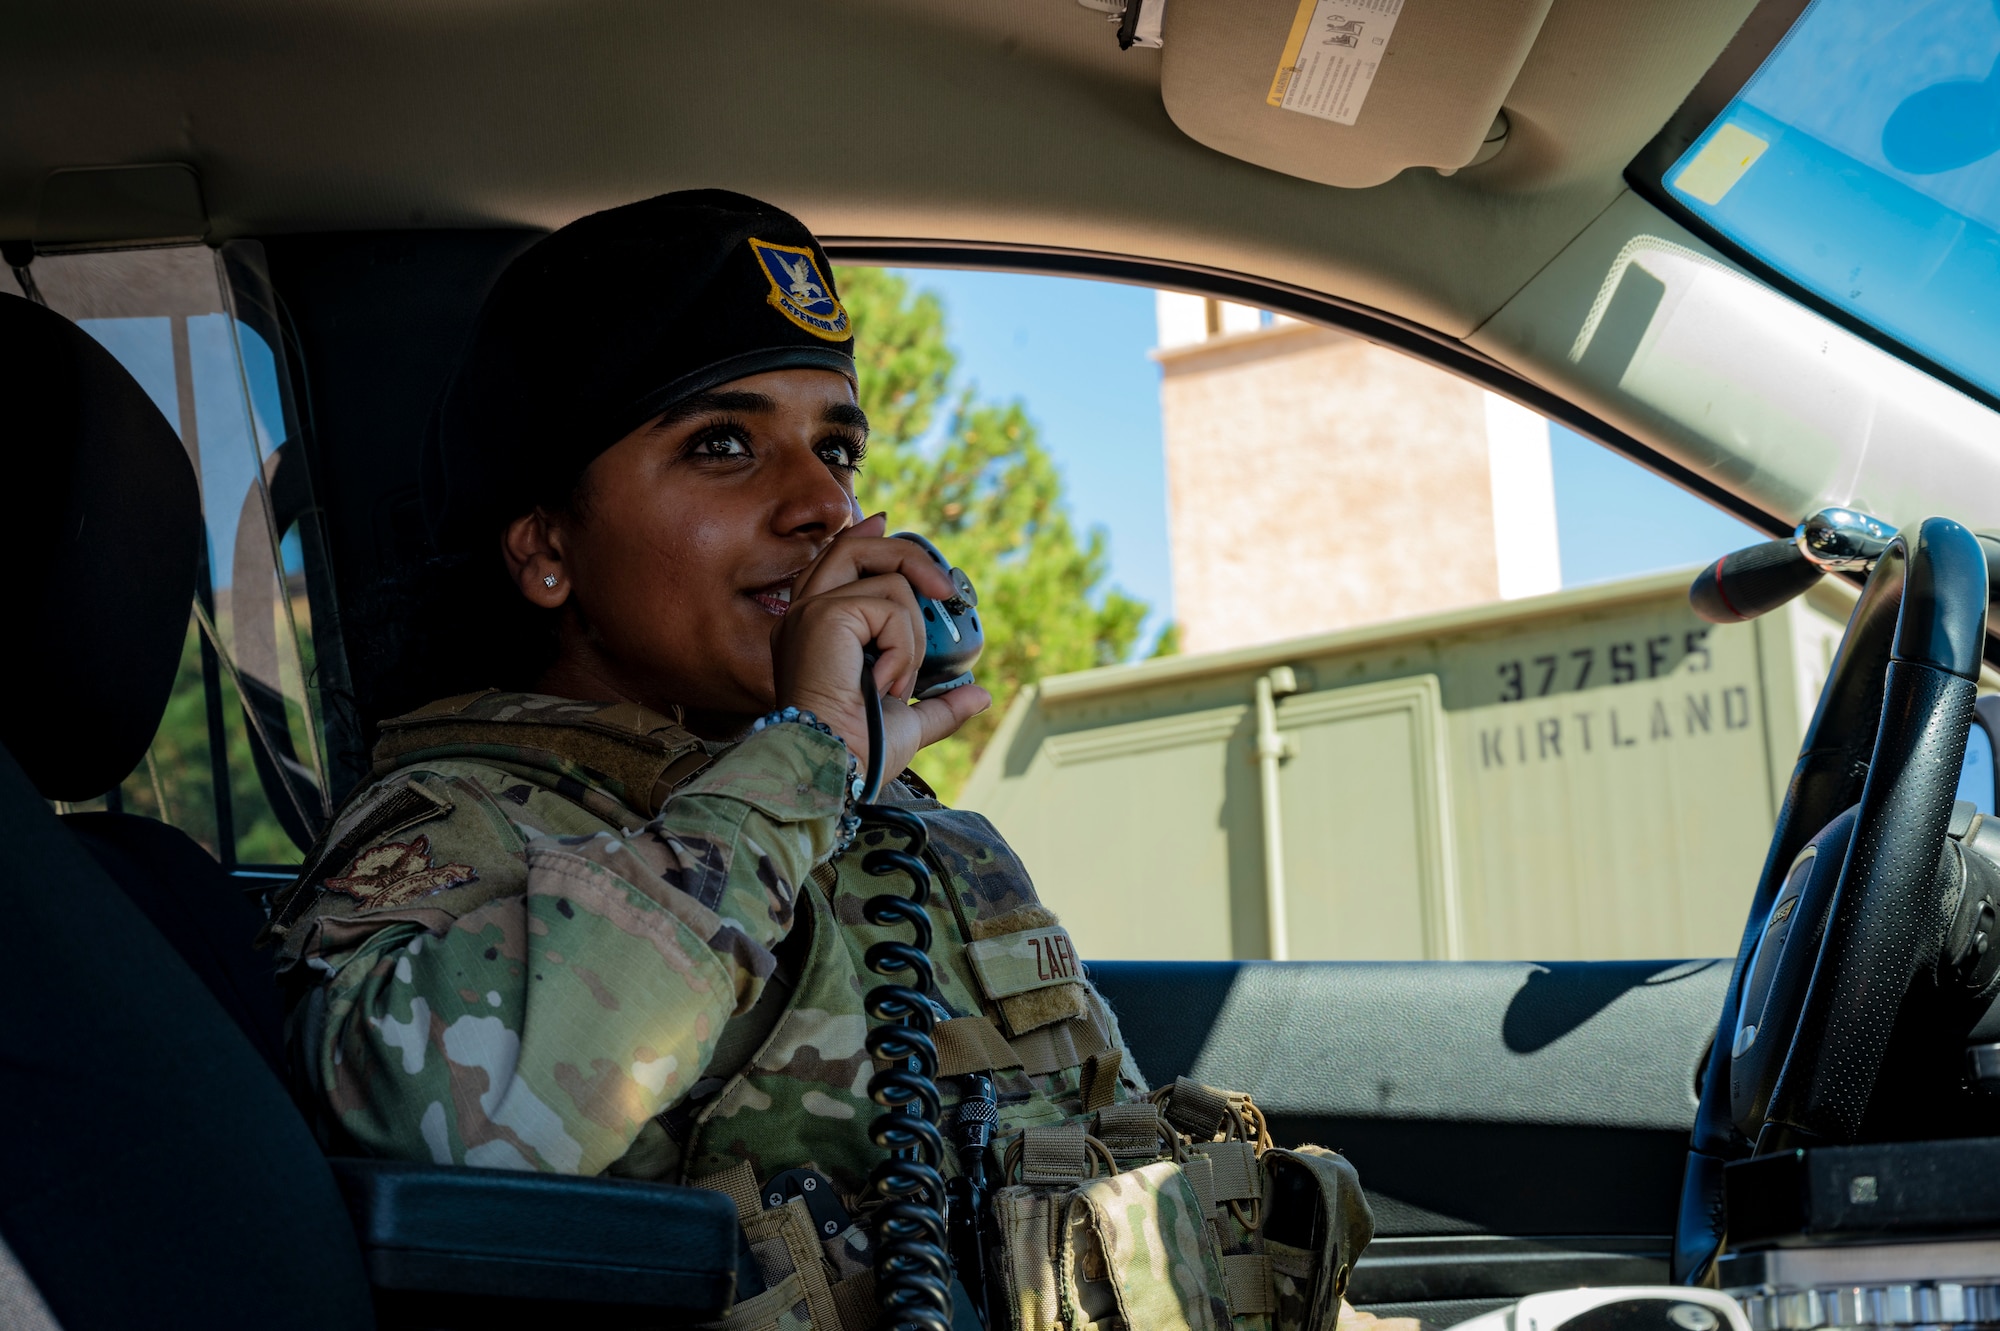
[0, 290, 739, 1329]
[0, 290, 377, 1328]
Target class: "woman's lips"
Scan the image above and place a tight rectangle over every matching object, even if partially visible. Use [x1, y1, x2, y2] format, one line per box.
[748, 581, 793, 617]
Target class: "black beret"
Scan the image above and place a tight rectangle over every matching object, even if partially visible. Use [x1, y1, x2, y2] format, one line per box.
[423, 188, 856, 552]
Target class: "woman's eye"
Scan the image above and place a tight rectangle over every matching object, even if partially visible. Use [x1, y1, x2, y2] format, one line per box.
[818, 439, 863, 469]
[696, 432, 750, 458]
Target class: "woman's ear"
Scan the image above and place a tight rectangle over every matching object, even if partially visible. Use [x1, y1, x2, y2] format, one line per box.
[501, 509, 570, 608]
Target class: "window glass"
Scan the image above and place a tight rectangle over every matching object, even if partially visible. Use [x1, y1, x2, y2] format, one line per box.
[841, 267, 1788, 964]
[23, 246, 333, 874]
[1960, 722, 1996, 816]
[1662, 0, 2000, 402]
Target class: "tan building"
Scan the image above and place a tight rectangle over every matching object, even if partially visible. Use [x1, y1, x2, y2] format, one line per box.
[1154, 292, 1562, 653]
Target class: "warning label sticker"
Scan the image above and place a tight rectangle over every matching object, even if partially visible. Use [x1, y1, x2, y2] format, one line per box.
[1266, 0, 1404, 126]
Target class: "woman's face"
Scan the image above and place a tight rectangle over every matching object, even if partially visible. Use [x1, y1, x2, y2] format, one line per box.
[504, 367, 866, 725]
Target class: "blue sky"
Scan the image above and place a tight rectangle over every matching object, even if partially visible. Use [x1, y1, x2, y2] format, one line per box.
[81, 314, 292, 589]
[893, 267, 1763, 647]
[1547, 425, 1763, 585]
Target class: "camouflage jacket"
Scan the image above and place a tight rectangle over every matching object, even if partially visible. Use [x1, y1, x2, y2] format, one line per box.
[267, 691, 1147, 1199]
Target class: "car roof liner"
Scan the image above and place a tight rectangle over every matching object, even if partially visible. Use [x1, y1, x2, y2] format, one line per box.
[0, 0, 1768, 340]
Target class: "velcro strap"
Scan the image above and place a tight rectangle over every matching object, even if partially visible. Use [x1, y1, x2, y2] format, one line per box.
[1180, 1151, 1218, 1214]
[772, 1197, 842, 1331]
[654, 747, 717, 802]
[1021, 1123, 1089, 1185]
[1081, 1048, 1122, 1112]
[693, 1158, 763, 1222]
[1009, 1014, 1109, 1076]
[965, 924, 1082, 1000]
[1223, 1252, 1276, 1315]
[1194, 1140, 1262, 1203]
[994, 1187, 1062, 1323]
[831, 1269, 877, 1331]
[1094, 1102, 1164, 1161]
[1163, 1076, 1232, 1139]
[934, 1014, 1024, 1076]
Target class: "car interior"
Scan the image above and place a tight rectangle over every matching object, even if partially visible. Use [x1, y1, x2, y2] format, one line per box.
[7, 0, 2000, 1328]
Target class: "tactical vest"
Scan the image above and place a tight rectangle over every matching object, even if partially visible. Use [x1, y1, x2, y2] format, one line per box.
[272, 692, 1376, 1331]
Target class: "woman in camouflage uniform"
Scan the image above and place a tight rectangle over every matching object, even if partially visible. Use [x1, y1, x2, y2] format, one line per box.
[270, 191, 1373, 1331]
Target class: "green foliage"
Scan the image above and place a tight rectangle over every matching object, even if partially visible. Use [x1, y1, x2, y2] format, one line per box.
[1148, 621, 1181, 658]
[100, 616, 302, 866]
[837, 267, 1152, 799]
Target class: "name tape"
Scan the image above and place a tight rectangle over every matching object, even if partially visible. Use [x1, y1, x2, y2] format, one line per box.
[966, 925, 1082, 1001]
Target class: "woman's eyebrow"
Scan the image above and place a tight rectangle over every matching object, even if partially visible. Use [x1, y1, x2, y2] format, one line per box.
[824, 402, 869, 433]
[649, 389, 778, 432]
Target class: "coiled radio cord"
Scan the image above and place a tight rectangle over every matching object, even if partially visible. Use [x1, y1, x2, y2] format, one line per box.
[856, 657, 955, 1331]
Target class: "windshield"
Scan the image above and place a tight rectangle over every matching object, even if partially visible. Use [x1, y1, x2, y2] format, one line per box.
[1664, 0, 2000, 402]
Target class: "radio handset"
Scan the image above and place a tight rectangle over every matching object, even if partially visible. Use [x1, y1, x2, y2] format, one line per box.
[893, 531, 983, 702]
[854, 533, 987, 1331]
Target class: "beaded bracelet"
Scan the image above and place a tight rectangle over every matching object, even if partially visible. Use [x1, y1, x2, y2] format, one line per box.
[749, 706, 863, 853]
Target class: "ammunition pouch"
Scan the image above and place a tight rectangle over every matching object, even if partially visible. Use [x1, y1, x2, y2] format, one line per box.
[987, 1078, 1374, 1331]
[690, 1076, 1371, 1331]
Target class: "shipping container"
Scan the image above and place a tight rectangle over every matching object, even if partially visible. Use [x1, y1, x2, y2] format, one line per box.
[961, 569, 1874, 963]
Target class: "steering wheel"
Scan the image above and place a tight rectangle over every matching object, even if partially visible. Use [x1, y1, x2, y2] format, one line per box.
[1672, 516, 1990, 1283]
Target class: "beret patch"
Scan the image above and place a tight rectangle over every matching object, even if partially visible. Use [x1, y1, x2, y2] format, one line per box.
[748, 238, 850, 341]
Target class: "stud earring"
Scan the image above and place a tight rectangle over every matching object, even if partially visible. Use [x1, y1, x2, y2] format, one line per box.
[542, 574, 559, 588]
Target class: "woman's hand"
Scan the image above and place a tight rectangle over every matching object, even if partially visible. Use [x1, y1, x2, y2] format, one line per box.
[772, 513, 992, 782]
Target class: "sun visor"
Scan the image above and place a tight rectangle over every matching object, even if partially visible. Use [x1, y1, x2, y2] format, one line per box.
[1159, 0, 1553, 188]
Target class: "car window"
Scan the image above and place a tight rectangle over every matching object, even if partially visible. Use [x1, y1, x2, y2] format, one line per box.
[1660, 0, 2000, 406]
[1960, 722, 1996, 816]
[844, 267, 1816, 964]
[2, 250, 1895, 953]
[9, 246, 336, 880]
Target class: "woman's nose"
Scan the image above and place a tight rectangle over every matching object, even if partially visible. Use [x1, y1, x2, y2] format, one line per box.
[772, 448, 858, 537]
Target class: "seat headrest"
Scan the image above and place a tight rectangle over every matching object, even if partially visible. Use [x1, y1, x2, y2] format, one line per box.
[0, 294, 201, 800]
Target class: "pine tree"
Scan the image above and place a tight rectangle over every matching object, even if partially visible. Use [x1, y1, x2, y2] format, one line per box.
[838, 267, 1152, 799]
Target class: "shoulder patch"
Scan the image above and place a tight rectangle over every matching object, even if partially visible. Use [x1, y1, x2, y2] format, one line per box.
[325, 834, 477, 909]
[266, 776, 457, 936]
[747, 237, 849, 341]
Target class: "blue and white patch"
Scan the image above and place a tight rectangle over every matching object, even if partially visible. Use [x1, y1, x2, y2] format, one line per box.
[747, 237, 850, 341]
